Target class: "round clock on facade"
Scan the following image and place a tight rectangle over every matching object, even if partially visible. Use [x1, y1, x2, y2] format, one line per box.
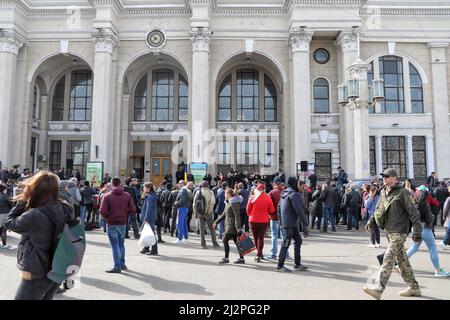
[314, 48, 330, 64]
[147, 30, 165, 48]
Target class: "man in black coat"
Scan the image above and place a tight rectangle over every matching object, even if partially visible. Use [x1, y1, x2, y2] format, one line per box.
[435, 181, 449, 226]
[427, 172, 438, 190]
[276, 177, 310, 273]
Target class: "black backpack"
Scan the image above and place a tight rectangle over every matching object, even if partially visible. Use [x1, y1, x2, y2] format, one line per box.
[195, 189, 207, 215]
[161, 189, 172, 210]
[319, 188, 328, 201]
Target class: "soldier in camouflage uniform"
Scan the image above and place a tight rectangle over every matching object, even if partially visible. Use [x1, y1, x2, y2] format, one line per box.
[363, 168, 423, 300]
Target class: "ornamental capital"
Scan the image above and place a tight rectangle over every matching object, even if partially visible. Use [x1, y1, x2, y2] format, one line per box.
[93, 29, 118, 54]
[336, 29, 359, 52]
[288, 28, 313, 53]
[189, 27, 211, 53]
[0, 30, 24, 55]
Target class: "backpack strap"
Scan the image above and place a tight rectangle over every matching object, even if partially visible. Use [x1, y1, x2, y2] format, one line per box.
[40, 204, 66, 255]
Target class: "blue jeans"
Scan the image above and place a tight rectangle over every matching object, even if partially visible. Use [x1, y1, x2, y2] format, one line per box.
[407, 227, 440, 271]
[444, 227, 450, 245]
[218, 221, 224, 239]
[79, 206, 86, 224]
[270, 220, 280, 258]
[107, 224, 126, 270]
[323, 205, 335, 230]
[177, 207, 189, 241]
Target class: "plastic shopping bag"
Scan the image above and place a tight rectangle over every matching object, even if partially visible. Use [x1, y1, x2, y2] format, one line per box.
[138, 223, 157, 247]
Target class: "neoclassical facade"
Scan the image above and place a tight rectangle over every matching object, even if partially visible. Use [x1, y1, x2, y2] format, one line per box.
[1, 0, 449, 184]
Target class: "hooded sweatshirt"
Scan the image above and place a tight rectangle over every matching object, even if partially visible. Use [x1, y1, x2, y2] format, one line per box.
[100, 187, 136, 225]
[278, 187, 309, 229]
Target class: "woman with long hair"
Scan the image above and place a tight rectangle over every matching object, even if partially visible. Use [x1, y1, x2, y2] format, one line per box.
[214, 188, 244, 264]
[5, 171, 74, 300]
[246, 181, 275, 262]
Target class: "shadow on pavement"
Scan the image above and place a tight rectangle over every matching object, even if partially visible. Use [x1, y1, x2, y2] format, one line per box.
[122, 270, 213, 296]
[80, 276, 144, 296]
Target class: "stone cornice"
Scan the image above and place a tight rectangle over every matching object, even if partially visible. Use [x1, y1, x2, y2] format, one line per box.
[289, 28, 313, 53]
[189, 27, 211, 52]
[360, 8, 450, 16]
[7, 0, 450, 18]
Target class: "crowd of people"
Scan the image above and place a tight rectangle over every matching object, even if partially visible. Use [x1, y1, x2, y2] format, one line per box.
[1, 165, 450, 300]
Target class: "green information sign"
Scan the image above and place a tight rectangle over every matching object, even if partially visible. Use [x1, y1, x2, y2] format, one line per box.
[86, 162, 104, 188]
[190, 162, 207, 184]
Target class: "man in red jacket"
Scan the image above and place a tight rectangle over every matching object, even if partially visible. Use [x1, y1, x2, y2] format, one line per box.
[100, 177, 136, 273]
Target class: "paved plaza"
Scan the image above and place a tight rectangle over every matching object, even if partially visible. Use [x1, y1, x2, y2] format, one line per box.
[1, 224, 449, 300]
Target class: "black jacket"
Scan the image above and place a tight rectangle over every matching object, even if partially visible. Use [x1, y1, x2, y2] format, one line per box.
[5, 201, 73, 276]
[415, 190, 434, 229]
[278, 188, 309, 228]
[435, 186, 449, 205]
[309, 190, 323, 218]
[0, 193, 14, 214]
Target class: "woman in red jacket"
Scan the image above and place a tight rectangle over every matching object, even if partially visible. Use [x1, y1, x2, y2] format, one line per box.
[247, 182, 275, 262]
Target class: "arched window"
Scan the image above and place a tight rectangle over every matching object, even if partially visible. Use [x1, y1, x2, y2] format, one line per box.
[409, 63, 423, 113]
[237, 69, 259, 121]
[133, 69, 188, 121]
[152, 69, 174, 121]
[217, 68, 278, 122]
[69, 70, 93, 121]
[51, 76, 65, 121]
[32, 85, 39, 119]
[264, 74, 277, 121]
[218, 75, 231, 121]
[178, 75, 189, 121]
[379, 56, 404, 113]
[313, 78, 330, 113]
[134, 76, 147, 121]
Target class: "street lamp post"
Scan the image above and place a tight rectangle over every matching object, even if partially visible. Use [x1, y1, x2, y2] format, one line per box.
[337, 57, 385, 181]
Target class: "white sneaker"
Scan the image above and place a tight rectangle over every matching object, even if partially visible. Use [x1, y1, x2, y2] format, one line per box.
[174, 239, 182, 244]
[368, 244, 376, 248]
[181, 239, 189, 244]
[439, 241, 447, 250]
[0, 244, 12, 249]
[435, 268, 450, 277]
[376, 244, 381, 248]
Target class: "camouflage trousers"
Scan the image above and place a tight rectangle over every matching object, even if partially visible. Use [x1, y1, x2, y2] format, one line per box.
[375, 232, 419, 293]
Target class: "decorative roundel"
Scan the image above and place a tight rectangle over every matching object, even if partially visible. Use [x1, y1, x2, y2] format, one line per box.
[314, 48, 330, 64]
[147, 30, 165, 48]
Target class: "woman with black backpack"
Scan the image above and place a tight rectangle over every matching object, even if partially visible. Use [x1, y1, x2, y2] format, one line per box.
[5, 171, 74, 300]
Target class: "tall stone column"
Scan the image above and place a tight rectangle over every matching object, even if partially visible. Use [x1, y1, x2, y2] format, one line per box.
[336, 30, 359, 179]
[348, 59, 371, 180]
[426, 135, 435, 174]
[90, 32, 117, 175]
[375, 135, 383, 176]
[289, 28, 313, 170]
[189, 28, 211, 164]
[0, 32, 23, 168]
[406, 135, 414, 179]
[428, 42, 450, 178]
